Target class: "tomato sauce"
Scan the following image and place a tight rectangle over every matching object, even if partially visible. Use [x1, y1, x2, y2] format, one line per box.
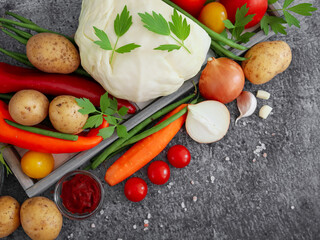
[60, 174, 101, 214]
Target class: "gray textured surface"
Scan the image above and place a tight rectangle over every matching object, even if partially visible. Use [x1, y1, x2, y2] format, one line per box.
[0, 0, 319, 239]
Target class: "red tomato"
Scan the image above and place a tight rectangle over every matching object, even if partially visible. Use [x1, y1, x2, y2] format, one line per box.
[147, 161, 170, 185]
[167, 145, 191, 168]
[124, 177, 148, 202]
[219, 0, 268, 28]
[171, 0, 206, 17]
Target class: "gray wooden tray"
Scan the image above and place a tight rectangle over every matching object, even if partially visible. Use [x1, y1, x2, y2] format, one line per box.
[2, 3, 282, 197]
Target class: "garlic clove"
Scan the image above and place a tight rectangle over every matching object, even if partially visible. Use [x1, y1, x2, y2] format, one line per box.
[259, 105, 273, 119]
[256, 90, 271, 100]
[236, 91, 257, 124]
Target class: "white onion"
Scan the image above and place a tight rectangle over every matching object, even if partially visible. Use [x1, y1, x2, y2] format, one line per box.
[186, 101, 230, 143]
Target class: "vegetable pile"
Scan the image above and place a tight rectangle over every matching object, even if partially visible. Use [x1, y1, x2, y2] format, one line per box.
[0, 0, 318, 237]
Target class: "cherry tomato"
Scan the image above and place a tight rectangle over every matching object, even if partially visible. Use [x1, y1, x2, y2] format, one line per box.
[171, 0, 206, 17]
[124, 177, 148, 202]
[167, 145, 191, 168]
[147, 161, 170, 185]
[219, 0, 268, 29]
[198, 2, 228, 34]
[21, 151, 54, 179]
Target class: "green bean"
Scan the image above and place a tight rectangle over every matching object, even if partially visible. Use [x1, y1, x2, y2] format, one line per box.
[5, 11, 38, 26]
[0, 18, 75, 44]
[119, 107, 187, 148]
[162, 0, 247, 51]
[211, 41, 247, 61]
[90, 93, 196, 169]
[0, 93, 14, 100]
[1, 23, 33, 39]
[5, 120, 78, 141]
[1, 29, 28, 45]
[0, 48, 33, 67]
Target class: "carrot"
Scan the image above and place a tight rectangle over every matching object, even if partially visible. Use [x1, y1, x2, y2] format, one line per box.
[105, 104, 188, 186]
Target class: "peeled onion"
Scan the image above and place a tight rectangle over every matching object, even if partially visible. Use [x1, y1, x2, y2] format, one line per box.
[186, 101, 230, 143]
[199, 57, 245, 104]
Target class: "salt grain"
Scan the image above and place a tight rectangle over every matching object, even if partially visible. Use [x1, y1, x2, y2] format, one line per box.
[225, 157, 230, 161]
[253, 141, 266, 157]
[181, 202, 186, 208]
[158, 190, 161, 194]
[160, 224, 164, 228]
[190, 180, 195, 185]
[291, 206, 295, 209]
[210, 176, 215, 183]
[147, 213, 151, 219]
[100, 209, 104, 215]
[91, 223, 95, 228]
[144, 219, 149, 224]
[133, 225, 137, 230]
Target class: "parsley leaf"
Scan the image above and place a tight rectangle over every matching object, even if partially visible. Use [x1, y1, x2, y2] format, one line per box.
[154, 44, 181, 52]
[268, 0, 278, 4]
[138, 12, 170, 35]
[116, 125, 128, 139]
[263, 0, 317, 35]
[139, 9, 191, 53]
[93, 5, 141, 64]
[223, 4, 256, 43]
[75, 92, 129, 140]
[260, 16, 287, 35]
[0, 146, 12, 176]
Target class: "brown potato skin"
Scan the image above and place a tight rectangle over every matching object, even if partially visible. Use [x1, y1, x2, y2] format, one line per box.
[20, 197, 62, 240]
[242, 41, 292, 85]
[49, 95, 88, 134]
[26, 33, 80, 74]
[0, 196, 20, 238]
[9, 89, 49, 126]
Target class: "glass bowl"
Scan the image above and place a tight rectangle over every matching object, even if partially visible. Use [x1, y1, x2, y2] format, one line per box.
[54, 170, 104, 220]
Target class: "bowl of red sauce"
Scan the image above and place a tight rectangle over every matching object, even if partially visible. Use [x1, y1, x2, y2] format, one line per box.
[54, 170, 104, 220]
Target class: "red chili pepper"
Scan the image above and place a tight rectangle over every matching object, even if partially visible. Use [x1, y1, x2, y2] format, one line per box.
[0, 100, 108, 153]
[0, 62, 136, 114]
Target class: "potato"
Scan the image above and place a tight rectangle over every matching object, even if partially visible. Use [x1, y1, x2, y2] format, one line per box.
[9, 89, 49, 126]
[242, 41, 292, 85]
[20, 197, 62, 240]
[49, 95, 88, 134]
[26, 33, 80, 74]
[0, 196, 20, 238]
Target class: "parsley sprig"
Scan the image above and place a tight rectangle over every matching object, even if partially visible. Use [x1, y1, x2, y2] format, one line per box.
[0, 146, 12, 176]
[76, 93, 129, 140]
[139, 9, 191, 53]
[93, 5, 141, 64]
[223, 4, 256, 43]
[261, 0, 317, 35]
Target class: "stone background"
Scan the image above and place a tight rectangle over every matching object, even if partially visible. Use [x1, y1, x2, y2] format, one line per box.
[0, 0, 319, 239]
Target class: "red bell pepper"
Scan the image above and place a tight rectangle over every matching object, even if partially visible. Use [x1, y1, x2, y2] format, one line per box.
[0, 100, 108, 153]
[0, 62, 136, 114]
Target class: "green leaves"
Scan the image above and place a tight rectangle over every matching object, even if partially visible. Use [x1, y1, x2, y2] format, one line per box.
[262, 0, 317, 35]
[93, 5, 141, 64]
[76, 92, 128, 140]
[223, 4, 256, 43]
[139, 9, 191, 53]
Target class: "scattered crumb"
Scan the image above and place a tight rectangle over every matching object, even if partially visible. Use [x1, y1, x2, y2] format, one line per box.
[169, 182, 174, 186]
[117, 238, 123, 240]
[147, 213, 151, 219]
[144, 223, 149, 228]
[133, 225, 137, 230]
[100, 209, 104, 215]
[190, 180, 195, 185]
[263, 152, 267, 158]
[67, 233, 74, 239]
[144, 219, 149, 224]
[272, 133, 276, 136]
[91, 223, 96, 228]
[254, 141, 266, 157]
[158, 190, 161, 194]
[167, 185, 172, 189]
[181, 202, 186, 208]
[225, 157, 230, 161]
[291, 206, 295, 210]
[243, 122, 247, 126]
[253, 158, 256, 163]
[144, 227, 149, 231]
[184, 208, 187, 212]
[210, 176, 215, 183]
[193, 196, 198, 202]
[105, 216, 108, 219]
[160, 224, 164, 228]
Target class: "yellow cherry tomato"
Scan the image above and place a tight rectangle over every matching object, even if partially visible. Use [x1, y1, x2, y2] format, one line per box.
[198, 2, 228, 34]
[21, 151, 54, 179]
